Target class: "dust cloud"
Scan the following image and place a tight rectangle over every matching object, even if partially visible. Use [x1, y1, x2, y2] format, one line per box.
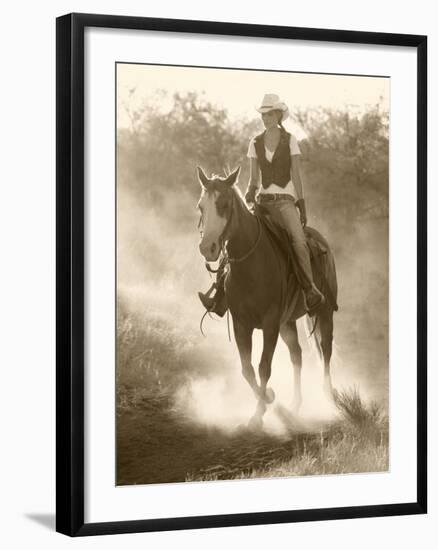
[117, 86, 389, 435]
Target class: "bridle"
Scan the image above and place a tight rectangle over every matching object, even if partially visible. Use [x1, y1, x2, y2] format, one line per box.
[198, 188, 262, 265]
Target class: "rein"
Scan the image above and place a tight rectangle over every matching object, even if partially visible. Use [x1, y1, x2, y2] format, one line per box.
[224, 215, 262, 264]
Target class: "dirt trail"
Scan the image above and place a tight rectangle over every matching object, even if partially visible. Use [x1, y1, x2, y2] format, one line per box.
[117, 395, 320, 485]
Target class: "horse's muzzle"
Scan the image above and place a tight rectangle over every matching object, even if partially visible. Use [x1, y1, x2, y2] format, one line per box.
[199, 239, 220, 262]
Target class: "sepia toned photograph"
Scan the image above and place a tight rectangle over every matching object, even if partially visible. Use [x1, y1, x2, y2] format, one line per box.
[116, 63, 389, 486]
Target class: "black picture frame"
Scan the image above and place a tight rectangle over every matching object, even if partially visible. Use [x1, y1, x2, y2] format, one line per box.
[56, 12, 427, 537]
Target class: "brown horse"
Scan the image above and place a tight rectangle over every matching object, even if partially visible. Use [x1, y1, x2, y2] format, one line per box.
[197, 166, 338, 428]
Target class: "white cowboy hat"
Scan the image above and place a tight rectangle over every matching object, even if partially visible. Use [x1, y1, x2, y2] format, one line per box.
[256, 93, 289, 122]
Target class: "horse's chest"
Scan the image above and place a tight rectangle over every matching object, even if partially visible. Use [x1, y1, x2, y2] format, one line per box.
[225, 268, 281, 327]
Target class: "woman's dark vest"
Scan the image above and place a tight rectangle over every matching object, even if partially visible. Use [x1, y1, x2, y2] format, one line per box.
[253, 128, 291, 188]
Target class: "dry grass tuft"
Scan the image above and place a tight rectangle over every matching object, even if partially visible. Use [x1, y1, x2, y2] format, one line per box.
[333, 386, 388, 445]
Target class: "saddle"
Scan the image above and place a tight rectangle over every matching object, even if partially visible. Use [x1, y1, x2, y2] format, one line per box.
[254, 204, 338, 312]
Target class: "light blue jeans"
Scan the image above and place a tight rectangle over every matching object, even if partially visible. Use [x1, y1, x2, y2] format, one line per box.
[259, 197, 314, 290]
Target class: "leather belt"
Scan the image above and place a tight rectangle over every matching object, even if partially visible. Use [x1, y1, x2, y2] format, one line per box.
[257, 193, 295, 202]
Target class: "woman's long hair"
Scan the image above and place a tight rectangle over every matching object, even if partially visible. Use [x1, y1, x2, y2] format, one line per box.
[274, 109, 286, 132]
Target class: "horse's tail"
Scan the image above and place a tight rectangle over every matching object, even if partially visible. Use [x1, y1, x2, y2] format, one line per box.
[306, 314, 323, 361]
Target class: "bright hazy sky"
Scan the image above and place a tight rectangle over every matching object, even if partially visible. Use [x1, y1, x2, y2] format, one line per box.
[117, 63, 389, 138]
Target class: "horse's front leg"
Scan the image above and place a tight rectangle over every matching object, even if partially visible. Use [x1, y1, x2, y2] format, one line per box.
[233, 319, 259, 399]
[248, 323, 279, 429]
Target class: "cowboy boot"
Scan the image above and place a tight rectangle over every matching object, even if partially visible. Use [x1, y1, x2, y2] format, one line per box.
[304, 284, 326, 315]
[198, 281, 217, 309]
[198, 278, 228, 317]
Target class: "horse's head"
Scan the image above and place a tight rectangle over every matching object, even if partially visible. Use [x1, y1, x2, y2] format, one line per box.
[196, 166, 241, 262]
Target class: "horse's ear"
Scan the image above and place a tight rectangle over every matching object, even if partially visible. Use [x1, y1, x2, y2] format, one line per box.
[197, 166, 209, 189]
[224, 166, 241, 187]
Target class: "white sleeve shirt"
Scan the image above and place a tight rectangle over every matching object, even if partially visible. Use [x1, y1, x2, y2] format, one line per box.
[247, 133, 301, 197]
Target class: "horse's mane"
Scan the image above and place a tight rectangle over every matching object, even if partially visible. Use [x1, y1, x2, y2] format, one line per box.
[209, 171, 246, 201]
[203, 168, 255, 220]
[231, 182, 244, 200]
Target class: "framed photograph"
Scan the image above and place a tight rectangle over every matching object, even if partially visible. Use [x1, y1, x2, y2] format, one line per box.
[56, 13, 427, 536]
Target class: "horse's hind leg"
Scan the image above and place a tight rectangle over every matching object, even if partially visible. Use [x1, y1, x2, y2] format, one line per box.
[280, 319, 302, 414]
[319, 309, 334, 399]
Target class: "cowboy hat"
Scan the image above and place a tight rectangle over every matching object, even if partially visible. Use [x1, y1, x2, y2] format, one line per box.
[256, 93, 289, 122]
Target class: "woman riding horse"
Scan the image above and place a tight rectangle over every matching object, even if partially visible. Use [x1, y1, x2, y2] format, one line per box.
[198, 93, 325, 316]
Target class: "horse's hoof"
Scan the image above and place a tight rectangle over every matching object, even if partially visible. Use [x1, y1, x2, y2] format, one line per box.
[248, 415, 263, 431]
[265, 387, 275, 404]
